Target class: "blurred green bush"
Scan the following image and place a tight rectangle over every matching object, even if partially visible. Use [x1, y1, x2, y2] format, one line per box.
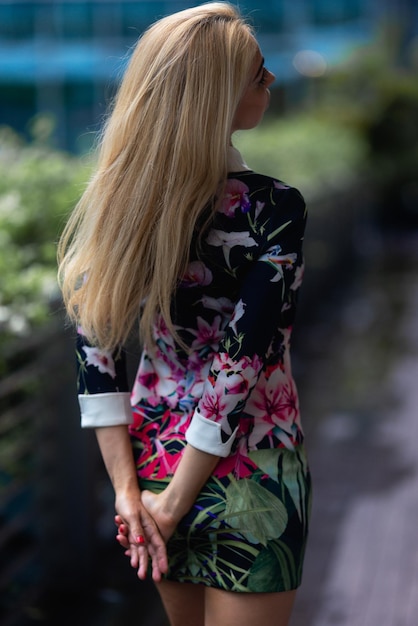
[235, 112, 368, 203]
[0, 107, 367, 344]
[0, 117, 90, 346]
[0, 111, 367, 349]
[237, 28, 418, 219]
[2, 30, 417, 349]
[307, 30, 418, 227]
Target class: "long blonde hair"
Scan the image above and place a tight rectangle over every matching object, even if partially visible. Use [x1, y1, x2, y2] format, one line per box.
[57, 2, 257, 351]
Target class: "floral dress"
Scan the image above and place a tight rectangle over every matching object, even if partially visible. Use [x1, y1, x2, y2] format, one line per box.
[76, 168, 311, 593]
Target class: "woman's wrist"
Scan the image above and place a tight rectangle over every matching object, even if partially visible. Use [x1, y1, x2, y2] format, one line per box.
[113, 475, 141, 498]
[159, 444, 220, 520]
[157, 486, 190, 525]
[94, 425, 140, 496]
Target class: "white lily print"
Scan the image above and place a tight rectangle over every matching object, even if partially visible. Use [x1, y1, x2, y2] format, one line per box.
[206, 229, 258, 269]
[199, 295, 235, 317]
[229, 298, 246, 336]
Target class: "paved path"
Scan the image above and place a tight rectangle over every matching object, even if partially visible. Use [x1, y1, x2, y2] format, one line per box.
[290, 232, 418, 626]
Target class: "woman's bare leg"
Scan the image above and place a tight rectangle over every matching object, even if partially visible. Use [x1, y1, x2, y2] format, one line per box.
[156, 578, 296, 626]
[156, 579, 205, 626]
[205, 587, 297, 626]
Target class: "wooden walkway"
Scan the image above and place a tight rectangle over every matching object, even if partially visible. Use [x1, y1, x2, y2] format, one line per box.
[290, 232, 418, 626]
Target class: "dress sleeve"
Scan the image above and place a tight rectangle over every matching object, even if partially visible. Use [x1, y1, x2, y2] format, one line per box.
[186, 187, 306, 456]
[76, 331, 133, 428]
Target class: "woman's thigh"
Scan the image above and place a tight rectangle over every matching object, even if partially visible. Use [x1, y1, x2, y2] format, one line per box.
[204, 587, 297, 626]
[156, 579, 205, 626]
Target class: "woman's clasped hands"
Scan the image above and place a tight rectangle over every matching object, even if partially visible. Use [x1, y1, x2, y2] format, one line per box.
[115, 489, 177, 581]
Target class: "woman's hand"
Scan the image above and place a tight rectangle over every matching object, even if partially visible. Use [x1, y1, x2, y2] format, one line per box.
[114, 489, 168, 582]
[116, 489, 177, 547]
[141, 490, 178, 542]
[93, 426, 168, 581]
[114, 443, 220, 581]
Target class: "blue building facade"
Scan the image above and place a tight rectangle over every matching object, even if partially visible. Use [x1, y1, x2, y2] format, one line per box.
[0, 0, 394, 151]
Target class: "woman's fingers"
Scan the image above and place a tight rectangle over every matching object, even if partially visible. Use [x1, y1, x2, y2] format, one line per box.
[114, 512, 148, 574]
[115, 516, 131, 550]
[133, 542, 149, 580]
[139, 507, 168, 581]
[114, 507, 168, 581]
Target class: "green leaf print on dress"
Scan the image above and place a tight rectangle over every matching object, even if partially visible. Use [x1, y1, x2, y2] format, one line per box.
[220, 477, 288, 546]
[249, 447, 310, 526]
[247, 540, 298, 592]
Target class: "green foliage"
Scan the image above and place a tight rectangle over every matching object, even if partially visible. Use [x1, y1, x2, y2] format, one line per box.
[0, 122, 91, 341]
[0, 109, 368, 346]
[236, 29, 418, 224]
[313, 25, 418, 167]
[235, 112, 367, 202]
[312, 30, 418, 225]
[7, 37, 416, 346]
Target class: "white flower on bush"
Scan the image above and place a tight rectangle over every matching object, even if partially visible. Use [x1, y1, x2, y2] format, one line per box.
[0, 305, 29, 335]
[0, 191, 23, 224]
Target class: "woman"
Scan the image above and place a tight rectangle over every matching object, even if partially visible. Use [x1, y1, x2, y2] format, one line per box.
[58, 3, 311, 625]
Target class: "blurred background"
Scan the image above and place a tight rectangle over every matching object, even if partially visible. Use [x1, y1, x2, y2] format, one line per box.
[1, 1, 418, 625]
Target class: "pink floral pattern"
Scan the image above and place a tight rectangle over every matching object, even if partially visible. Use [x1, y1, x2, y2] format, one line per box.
[82, 345, 116, 378]
[180, 260, 213, 288]
[76, 171, 311, 594]
[77, 172, 307, 482]
[128, 174, 307, 481]
[219, 179, 251, 217]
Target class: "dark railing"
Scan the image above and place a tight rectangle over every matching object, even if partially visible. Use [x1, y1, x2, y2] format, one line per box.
[0, 321, 102, 625]
[1, 332, 48, 624]
[0, 316, 169, 625]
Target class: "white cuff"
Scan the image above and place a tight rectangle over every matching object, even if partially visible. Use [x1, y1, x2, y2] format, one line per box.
[185, 411, 238, 457]
[79, 393, 133, 428]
